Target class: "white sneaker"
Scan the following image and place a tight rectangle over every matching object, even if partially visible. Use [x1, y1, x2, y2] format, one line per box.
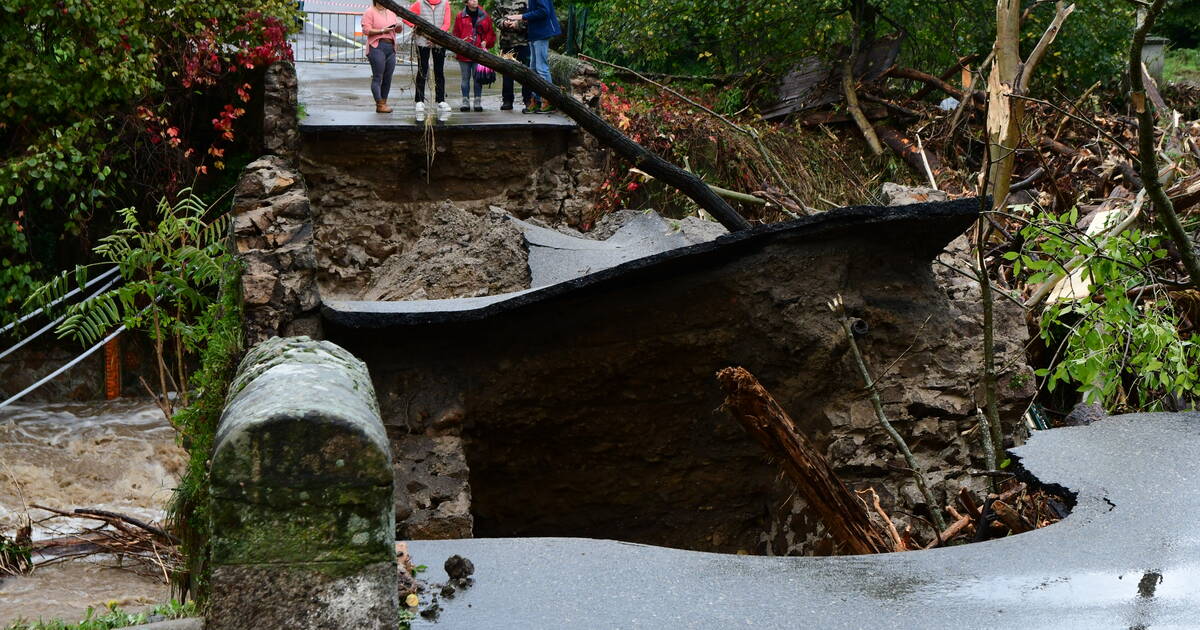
[436, 101, 451, 113]
[415, 101, 425, 122]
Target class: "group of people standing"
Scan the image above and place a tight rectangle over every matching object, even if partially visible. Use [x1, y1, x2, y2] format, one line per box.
[360, 0, 560, 117]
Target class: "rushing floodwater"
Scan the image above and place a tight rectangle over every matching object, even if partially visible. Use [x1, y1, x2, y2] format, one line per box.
[0, 399, 185, 625]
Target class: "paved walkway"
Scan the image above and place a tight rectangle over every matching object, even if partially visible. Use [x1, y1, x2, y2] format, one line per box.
[296, 61, 575, 131]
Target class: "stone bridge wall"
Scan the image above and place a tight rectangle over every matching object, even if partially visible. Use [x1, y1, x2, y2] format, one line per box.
[208, 336, 397, 629]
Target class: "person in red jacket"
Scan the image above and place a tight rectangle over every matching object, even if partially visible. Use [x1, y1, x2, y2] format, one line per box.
[406, 0, 454, 120]
[452, 0, 496, 111]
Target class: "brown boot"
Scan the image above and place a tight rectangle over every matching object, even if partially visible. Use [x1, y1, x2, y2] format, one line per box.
[375, 99, 393, 113]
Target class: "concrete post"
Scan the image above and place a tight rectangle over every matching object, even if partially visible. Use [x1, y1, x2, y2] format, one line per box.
[207, 336, 397, 630]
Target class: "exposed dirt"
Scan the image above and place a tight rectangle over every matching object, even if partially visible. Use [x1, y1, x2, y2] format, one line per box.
[362, 204, 530, 302]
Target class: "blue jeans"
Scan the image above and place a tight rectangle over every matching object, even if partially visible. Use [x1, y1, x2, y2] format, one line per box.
[459, 61, 483, 99]
[529, 38, 551, 101]
[367, 40, 396, 101]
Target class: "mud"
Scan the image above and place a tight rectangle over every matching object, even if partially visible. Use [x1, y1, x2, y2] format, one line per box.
[0, 560, 167, 626]
[362, 204, 530, 301]
[0, 399, 183, 626]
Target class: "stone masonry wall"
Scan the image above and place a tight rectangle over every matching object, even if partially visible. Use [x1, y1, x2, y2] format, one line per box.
[232, 156, 320, 345]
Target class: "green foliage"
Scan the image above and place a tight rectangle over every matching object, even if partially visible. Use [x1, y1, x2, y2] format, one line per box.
[1008, 207, 1200, 410]
[584, 0, 1135, 94]
[1164, 46, 1200, 84]
[4, 600, 197, 630]
[24, 191, 234, 420]
[165, 258, 243, 604]
[1155, 0, 1200, 49]
[0, 0, 296, 326]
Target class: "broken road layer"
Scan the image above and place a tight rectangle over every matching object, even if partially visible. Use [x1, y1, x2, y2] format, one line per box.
[323, 200, 1035, 553]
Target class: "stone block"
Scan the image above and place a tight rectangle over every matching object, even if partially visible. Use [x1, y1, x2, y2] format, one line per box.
[208, 336, 397, 630]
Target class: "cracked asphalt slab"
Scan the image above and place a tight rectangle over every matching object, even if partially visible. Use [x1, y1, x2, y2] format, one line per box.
[406, 413, 1200, 629]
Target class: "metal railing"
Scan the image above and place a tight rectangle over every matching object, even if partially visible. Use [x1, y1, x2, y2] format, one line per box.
[0, 266, 127, 410]
[295, 11, 417, 65]
[296, 11, 368, 64]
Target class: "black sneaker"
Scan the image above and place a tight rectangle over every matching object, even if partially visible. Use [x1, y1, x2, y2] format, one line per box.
[500, 102, 514, 111]
[459, 105, 470, 112]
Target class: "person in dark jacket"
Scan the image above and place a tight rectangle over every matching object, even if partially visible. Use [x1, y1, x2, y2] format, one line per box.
[494, 0, 532, 111]
[452, 0, 496, 111]
[504, 0, 560, 113]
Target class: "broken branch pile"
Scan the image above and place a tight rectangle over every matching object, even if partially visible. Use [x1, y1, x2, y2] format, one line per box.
[718, 367, 1068, 555]
[17, 504, 181, 582]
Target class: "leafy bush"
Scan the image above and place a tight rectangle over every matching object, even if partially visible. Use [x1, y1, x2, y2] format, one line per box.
[24, 193, 233, 418]
[1007, 206, 1200, 411]
[23, 192, 244, 602]
[0, 0, 295, 326]
[1155, 0, 1200, 49]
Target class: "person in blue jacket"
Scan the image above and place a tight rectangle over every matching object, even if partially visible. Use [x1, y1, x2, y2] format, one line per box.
[503, 0, 560, 113]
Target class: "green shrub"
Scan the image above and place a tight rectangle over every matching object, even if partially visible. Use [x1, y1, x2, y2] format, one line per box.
[5, 600, 197, 630]
[0, 0, 296, 327]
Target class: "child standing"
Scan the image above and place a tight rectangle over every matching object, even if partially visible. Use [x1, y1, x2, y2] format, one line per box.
[453, 0, 497, 111]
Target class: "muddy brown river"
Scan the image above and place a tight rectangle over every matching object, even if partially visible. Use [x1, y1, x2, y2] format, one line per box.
[0, 399, 185, 625]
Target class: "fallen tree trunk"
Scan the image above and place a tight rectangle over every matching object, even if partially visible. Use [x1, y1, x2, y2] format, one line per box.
[911, 54, 981, 100]
[716, 367, 892, 555]
[887, 66, 965, 100]
[380, 0, 751, 232]
[877, 126, 945, 186]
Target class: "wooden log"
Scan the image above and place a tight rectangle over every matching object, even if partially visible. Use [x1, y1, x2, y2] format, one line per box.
[922, 514, 973, 550]
[716, 367, 892, 554]
[877, 125, 946, 184]
[957, 487, 982, 520]
[379, 0, 751, 233]
[887, 66, 965, 100]
[912, 54, 981, 100]
[991, 499, 1032, 533]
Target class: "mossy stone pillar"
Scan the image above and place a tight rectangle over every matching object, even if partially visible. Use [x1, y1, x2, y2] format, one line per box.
[208, 336, 397, 630]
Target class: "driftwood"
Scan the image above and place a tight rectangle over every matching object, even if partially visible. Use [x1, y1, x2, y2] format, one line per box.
[991, 500, 1032, 534]
[380, 0, 751, 232]
[27, 504, 180, 581]
[1038, 136, 1144, 189]
[716, 367, 892, 554]
[922, 514, 973, 550]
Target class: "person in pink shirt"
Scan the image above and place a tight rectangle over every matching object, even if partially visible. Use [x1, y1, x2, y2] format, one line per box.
[362, 0, 400, 113]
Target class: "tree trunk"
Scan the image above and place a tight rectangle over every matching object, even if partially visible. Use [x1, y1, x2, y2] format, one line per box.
[379, 0, 752, 232]
[1131, 1, 1200, 288]
[987, 0, 1022, 210]
[716, 367, 892, 555]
